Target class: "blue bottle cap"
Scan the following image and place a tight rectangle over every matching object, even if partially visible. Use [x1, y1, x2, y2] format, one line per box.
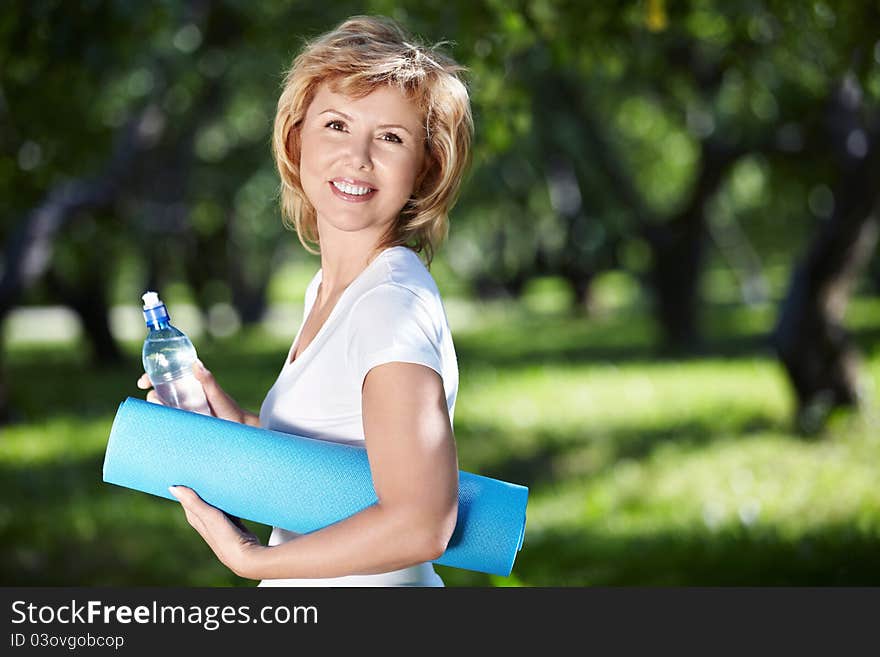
[142, 291, 170, 329]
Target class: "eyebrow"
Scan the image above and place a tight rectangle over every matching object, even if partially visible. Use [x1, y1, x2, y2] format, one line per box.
[319, 109, 414, 135]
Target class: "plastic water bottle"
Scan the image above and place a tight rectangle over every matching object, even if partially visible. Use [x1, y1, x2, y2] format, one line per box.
[141, 291, 211, 415]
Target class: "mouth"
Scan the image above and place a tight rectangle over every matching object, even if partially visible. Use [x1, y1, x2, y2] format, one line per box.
[329, 179, 377, 203]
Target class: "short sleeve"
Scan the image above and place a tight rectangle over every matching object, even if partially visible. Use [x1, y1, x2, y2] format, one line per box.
[346, 283, 442, 388]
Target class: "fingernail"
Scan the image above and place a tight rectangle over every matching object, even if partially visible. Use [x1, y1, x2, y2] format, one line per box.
[168, 486, 179, 496]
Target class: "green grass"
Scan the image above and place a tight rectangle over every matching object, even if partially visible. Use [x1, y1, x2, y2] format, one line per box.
[3, 296, 880, 586]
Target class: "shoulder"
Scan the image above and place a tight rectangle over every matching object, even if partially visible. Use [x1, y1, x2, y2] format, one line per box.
[345, 249, 447, 344]
[348, 282, 435, 331]
[381, 247, 441, 297]
[343, 248, 455, 390]
[353, 247, 443, 316]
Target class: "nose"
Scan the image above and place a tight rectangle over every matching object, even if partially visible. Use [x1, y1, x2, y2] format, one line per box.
[347, 135, 373, 171]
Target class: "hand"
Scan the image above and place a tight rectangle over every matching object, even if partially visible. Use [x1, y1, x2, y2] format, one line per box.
[168, 485, 265, 579]
[137, 360, 250, 424]
[191, 360, 250, 423]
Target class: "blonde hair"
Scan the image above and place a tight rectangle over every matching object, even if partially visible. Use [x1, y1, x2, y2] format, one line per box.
[272, 15, 473, 267]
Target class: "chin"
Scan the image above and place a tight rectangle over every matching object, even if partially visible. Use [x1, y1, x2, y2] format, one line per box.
[321, 217, 384, 236]
[321, 207, 397, 234]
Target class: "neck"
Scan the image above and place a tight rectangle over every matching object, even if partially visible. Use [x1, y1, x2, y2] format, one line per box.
[314, 227, 390, 302]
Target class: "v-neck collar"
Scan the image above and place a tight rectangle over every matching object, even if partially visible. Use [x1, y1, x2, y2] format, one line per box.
[282, 246, 403, 372]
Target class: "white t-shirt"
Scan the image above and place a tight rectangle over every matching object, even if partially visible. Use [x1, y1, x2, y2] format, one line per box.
[257, 246, 458, 587]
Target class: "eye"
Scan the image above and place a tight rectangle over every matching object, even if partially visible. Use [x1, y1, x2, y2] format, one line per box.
[380, 132, 403, 144]
[325, 120, 346, 131]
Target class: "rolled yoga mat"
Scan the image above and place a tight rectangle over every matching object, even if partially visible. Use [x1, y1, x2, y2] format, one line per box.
[103, 397, 528, 577]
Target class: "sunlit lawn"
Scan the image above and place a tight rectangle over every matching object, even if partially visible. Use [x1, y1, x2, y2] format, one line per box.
[3, 293, 880, 586]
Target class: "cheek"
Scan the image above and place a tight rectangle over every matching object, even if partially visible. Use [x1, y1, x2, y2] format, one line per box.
[298, 139, 330, 205]
[390, 154, 424, 198]
[298, 133, 318, 175]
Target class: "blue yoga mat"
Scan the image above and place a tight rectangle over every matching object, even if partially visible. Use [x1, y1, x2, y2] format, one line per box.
[102, 397, 528, 577]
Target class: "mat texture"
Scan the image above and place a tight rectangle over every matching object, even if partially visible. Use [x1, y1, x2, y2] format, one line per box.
[103, 397, 528, 577]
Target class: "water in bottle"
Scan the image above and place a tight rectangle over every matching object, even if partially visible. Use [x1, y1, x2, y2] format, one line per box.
[141, 291, 211, 415]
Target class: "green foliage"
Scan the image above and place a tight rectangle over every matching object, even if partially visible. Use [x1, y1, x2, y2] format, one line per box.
[3, 1, 880, 320]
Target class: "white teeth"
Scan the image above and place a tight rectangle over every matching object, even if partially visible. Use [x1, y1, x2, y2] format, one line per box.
[332, 181, 372, 196]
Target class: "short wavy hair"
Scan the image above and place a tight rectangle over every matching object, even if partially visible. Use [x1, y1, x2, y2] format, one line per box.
[272, 15, 473, 267]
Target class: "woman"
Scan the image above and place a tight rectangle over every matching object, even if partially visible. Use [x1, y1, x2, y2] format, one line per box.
[137, 15, 473, 587]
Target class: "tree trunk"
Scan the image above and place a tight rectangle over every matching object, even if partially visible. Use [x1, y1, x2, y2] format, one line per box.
[45, 268, 123, 366]
[229, 279, 269, 326]
[772, 199, 879, 433]
[643, 140, 739, 352]
[224, 211, 271, 327]
[472, 227, 532, 300]
[544, 154, 599, 313]
[0, 338, 9, 424]
[564, 270, 594, 311]
[547, 66, 739, 348]
[772, 72, 880, 433]
[643, 215, 707, 351]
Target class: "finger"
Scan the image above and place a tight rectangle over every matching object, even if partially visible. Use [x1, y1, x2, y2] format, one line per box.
[192, 359, 212, 382]
[193, 361, 239, 417]
[146, 390, 163, 405]
[172, 488, 243, 555]
[171, 488, 210, 532]
[172, 488, 239, 535]
[170, 486, 220, 519]
[169, 485, 200, 506]
[137, 373, 152, 389]
[193, 360, 224, 399]
[182, 507, 204, 532]
[169, 487, 202, 525]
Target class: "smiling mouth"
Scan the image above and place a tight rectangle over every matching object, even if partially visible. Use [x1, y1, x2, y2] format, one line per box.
[331, 180, 374, 195]
[329, 180, 377, 202]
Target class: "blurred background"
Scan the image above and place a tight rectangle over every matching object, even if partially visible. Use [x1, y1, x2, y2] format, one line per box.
[2, 0, 880, 586]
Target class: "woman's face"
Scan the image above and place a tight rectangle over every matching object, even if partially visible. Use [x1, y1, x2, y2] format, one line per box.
[299, 81, 427, 241]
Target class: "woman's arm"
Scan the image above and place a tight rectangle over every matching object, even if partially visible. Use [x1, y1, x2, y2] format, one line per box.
[171, 361, 459, 580]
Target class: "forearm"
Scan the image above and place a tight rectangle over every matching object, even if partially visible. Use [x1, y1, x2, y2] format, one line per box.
[243, 502, 451, 580]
